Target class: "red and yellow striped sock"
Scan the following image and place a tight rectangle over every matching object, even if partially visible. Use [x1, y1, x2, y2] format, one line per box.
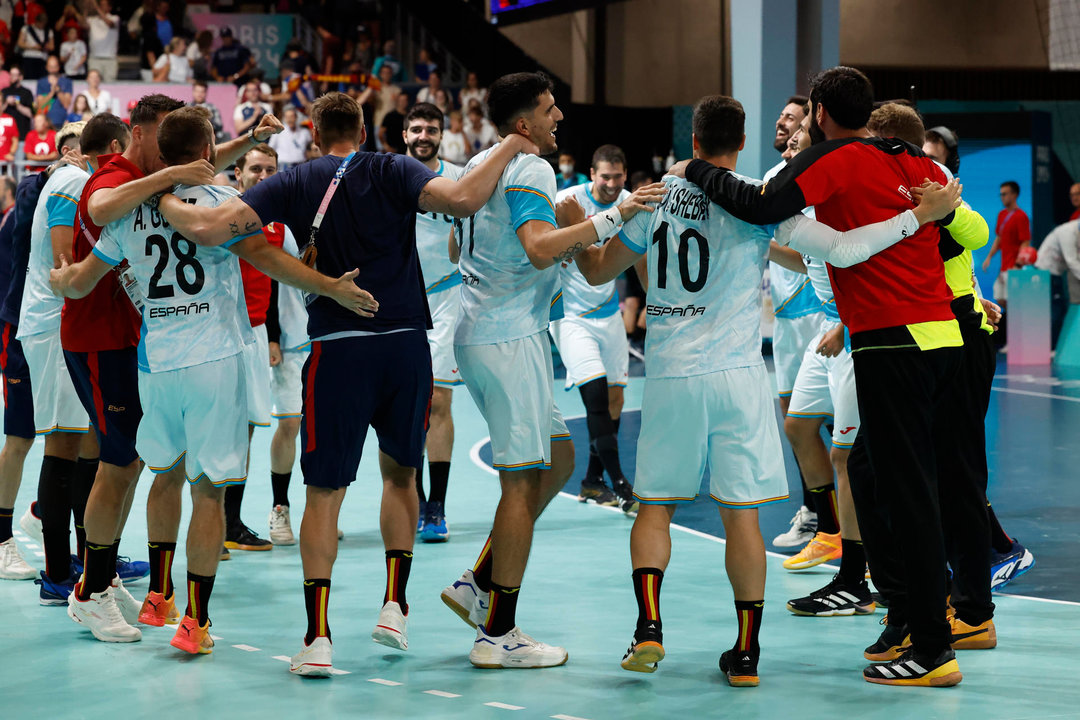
[147, 542, 176, 598]
[734, 600, 764, 654]
[383, 550, 413, 611]
[472, 535, 493, 592]
[632, 567, 664, 638]
[304, 578, 331, 645]
[484, 583, 520, 637]
[185, 572, 215, 625]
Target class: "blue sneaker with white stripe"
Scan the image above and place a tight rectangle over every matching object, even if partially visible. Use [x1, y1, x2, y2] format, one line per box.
[421, 501, 449, 543]
[71, 554, 149, 583]
[990, 539, 1035, 591]
[36, 570, 77, 606]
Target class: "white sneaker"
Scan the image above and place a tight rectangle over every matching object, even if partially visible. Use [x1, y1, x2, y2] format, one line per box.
[441, 569, 489, 628]
[772, 505, 817, 548]
[67, 586, 142, 642]
[371, 600, 408, 650]
[19, 506, 42, 544]
[0, 537, 36, 580]
[269, 505, 296, 545]
[290, 636, 333, 677]
[469, 625, 568, 669]
[111, 576, 141, 625]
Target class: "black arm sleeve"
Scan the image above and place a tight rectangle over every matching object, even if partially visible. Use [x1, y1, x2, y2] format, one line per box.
[265, 279, 281, 344]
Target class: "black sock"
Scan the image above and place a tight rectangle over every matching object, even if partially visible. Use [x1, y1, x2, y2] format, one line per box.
[304, 578, 331, 644]
[71, 457, 98, 560]
[148, 541, 177, 597]
[427, 461, 450, 506]
[185, 572, 215, 624]
[584, 443, 604, 481]
[472, 534, 493, 593]
[270, 472, 291, 509]
[383, 550, 413, 610]
[733, 600, 764, 654]
[987, 502, 1013, 554]
[632, 567, 664, 639]
[839, 538, 867, 586]
[595, 433, 625, 484]
[799, 467, 813, 510]
[38, 455, 75, 581]
[224, 484, 245, 531]
[109, 538, 120, 576]
[414, 462, 426, 504]
[77, 542, 113, 599]
[485, 583, 520, 637]
[808, 485, 839, 535]
[0, 507, 12, 542]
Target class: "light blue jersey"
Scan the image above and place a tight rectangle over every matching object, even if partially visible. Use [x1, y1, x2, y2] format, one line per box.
[556, 182, 630, 318]
[18, 165, 89, 338]
[277, 225, 308, 351]
[618, 175, 772, 379]
[763, 159, 818, 320]
[455, 149, 560, 346]
[92, 184, 254, 373]
[416, 160, 465, 295]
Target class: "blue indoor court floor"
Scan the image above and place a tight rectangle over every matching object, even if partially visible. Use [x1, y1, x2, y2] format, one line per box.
[2, 359, 1080, 720]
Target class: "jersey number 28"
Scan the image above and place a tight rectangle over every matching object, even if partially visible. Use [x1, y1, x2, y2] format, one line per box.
[145, 233, 206, 299]
[652, 221, 709, 292]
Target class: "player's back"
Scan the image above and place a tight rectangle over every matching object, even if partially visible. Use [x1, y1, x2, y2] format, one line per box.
[556, 182, 629, 318]
[619, 174, 771, 379]
[416, 160, 464, 294]
[94, 184, 252, 373]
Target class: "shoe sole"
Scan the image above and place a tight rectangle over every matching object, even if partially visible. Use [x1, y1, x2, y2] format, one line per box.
[470, 652, 569, 669]
[726, 674, 760, 687]
[371, 625, 408, 651]
[441, 591, 479, 629]
[270, 536, 296, 546]
[787, 602, 876, 617]
[421, 531, 449, 543]
[952, 626, 997, 650]
[223, 542, 273, 551]
[782, 554, 841, 571]
[290, 663, 333, 678]
[578, 495, 619, 507]
[170, 636, 213, 654]
[772, 537, 815, 548]
[621, 641, 664, 673]
[40, 595, 69, 606]
[864, 662, 963, 687]
[69, 602, 142, 642]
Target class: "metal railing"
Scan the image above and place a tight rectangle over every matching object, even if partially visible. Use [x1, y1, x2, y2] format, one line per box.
[0, 159, 58, 181]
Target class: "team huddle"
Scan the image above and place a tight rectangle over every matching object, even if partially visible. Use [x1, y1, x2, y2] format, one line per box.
[0, 65, 1021, 688]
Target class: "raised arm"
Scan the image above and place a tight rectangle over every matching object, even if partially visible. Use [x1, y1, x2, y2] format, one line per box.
[49, 252, 112, 299]
[87, 160, 216, 227]
[213, 114, 284, 171]
[417, 134, 537, 218]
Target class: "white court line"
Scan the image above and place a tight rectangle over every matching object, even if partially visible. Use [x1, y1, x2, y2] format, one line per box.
[424, 690, 462, 698]
[272, 655, 290, 662]
[210, 635, 223, 641]
[329, 668, 351, 676]
[12, 530, 24, 537]
[991, 386, 1080, 403]
[470, 432, 1074, 608]
[485, 702, 525, 710]
[368, 678, 402, 686]
[33, 551, 44, 557]
[552, 715, 591, 720]
[232, 644, 260, 652]
[24, 543, 38, 549]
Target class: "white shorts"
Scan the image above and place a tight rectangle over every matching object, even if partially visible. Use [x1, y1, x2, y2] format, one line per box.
[787, 324, 861, 448]
[456, 331, 570, 472]
[550, 313, 629, 391]
[137, 353, 248, 486]
[635, 364, 788, 508]
[20, 330, 89, 435]
[428, 288, 463, 388]
[772, 312, 824, 398]
[271, 349, 307, 419]
[993, 271, 1009, 302]
[243, 324, 271, 427]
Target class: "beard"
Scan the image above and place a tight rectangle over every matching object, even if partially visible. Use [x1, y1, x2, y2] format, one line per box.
[773, 129, 789, 152]
[408, 139, 439, 161]
[808, 114, 826, 145]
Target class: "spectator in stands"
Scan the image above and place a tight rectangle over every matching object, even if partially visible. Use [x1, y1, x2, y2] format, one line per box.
[152, 1, 174, 49]
[234, 80, 272, 136]
[459, 71, 486, 114]
[12, 1, 45, 42]
[54, 3, 84, 39]
[2, 67, 35, 139]
[439, 110, 467, 165]
[59, 26, 87, 79]
[556, 152, 588, 191]
[0, 107, 19, 164]
[372, 40, 406, 83]
[629, 170, 656, 191]
[280, 40, 317, 80]
[353, 33, 375, 71]
[153, 36, 192, 83]
[212, 27, 256, 86]
[24, 112, 56, 167]
[189, 80, 226, 143]
[83, 68, 112, 115]
[35, 55, 72, 131]
[268, 106, 310, 170]
[1036, 218, 1080, 303]
[372, 64, 400, 135]
[414, 47, 437, 83]
[84, 0, 120, 82]
[305, 140, 321, 161]
[433, 88, 453, 120]
[463, 103, 497, 158]
[984, 180, 1032, 295]
[17, 11, 53, 79]
[1068, 183, 1080, 222]
[378, 92, 409, 154]
[138, 0, 164, 81]
[67, 93, 92, 123]
[0, 20, 11, 69]
[416, 69, 445, 106]
[187, 29, 213, 82]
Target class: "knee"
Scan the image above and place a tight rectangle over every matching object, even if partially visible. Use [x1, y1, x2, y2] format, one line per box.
[830, 447, 851, 474]
[277, 418, 301, 441]
[783, 417, 814, 450]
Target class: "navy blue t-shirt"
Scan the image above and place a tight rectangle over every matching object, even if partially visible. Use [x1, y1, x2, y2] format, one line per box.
[240, 152, 438, 339]
[212, 45, 252, 78]
[1, 172, 49, 326]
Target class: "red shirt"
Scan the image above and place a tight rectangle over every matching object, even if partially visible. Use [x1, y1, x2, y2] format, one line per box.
[1069, 208, 1079, 222]
[0, 114, 17, 158]
[60, 153, 143, 352]
[25, 129, 55, 171]
[239, 222, 286, 327]
[995, 207, 1031, 272]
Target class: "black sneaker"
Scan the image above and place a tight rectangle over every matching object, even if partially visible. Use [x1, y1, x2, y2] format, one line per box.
[787, 573, 876, 617]
[621, 623, 664, 673]
[220, 546, 231, 561]
[612, 477, 639, 515]
[863, 646, 962, 687]
[225, 524, 273, 551]
[719, 648, 759, 687]
[864, 614, 908, 661]
[578, 477, 619, 506]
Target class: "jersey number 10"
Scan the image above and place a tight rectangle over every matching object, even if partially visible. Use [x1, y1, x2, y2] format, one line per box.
[145, 233, 206, 299]
[652, 221, 709, 292]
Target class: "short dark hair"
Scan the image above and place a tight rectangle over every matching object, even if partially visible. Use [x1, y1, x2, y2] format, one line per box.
[130, 93, 185, 126]
[487, 72, 554, 135]
[235, 143, 277, 172]
[193, 80, 208, 90]
[81, 113, 131, 155]
[405, 102, 443, 130]
[157, 106, 214, 165]
[1001, 181, 1020, 196]
[788, 94, 809, 114]
[309, 92, 364, 145]
[692, 95, 745, 156]
[867, 102, 925, 147]
[591, 144, 626, 170]
[629, 170, 654, 189]
[809, 66, 874, 131]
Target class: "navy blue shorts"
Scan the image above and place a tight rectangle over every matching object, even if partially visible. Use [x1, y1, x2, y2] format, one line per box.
[300, 332, 432, 490]
[0, 321, 34, 440]
[65, 347, 143, 466]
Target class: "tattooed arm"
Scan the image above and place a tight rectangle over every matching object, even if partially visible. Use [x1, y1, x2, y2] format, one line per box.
[158, 194, 264, 247]
[86, 160, 216, 227]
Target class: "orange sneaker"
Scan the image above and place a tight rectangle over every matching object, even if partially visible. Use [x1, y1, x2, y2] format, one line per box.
[782, 532, 841, 570]
[949, 616, 996, 650]
[170, 615, 214, 654]
[139, 591, 180, 627]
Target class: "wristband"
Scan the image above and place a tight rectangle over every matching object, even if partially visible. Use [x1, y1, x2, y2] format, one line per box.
[589, 206, 623, 241]
[246, 127, 258, 145]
